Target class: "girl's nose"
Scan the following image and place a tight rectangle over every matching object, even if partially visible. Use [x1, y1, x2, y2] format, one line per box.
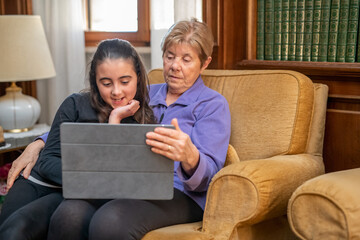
[111, 84, 122, 96]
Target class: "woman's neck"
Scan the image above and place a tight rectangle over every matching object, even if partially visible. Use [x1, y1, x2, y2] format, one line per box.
[166, 91, 182, 106]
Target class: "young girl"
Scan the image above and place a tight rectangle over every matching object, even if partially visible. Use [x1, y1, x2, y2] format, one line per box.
[0, 38, 155, 239]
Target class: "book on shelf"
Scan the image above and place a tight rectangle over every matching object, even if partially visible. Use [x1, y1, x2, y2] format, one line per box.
[257, 0, 265, 60]
[358, 29, 360, 62]
[281, 0, 290, 60]
[327, 0, 340, 62]
[274, 0, 283, 60]
[289, 0, 298, 60]
[311, 0, 322, 61]
[264, 0, 275, 60]
[336, 0, 350, 62]
[318, 0, 331, 62]
[295, 0, 306, 61]
[303, 0, 314, 61]
[345, 0, 359, 62]
[256, 0, 360, 63]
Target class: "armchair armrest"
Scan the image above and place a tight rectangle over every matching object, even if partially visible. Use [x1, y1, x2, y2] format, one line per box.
[288, 168, 360, 239]
[202, 154, 324, 239]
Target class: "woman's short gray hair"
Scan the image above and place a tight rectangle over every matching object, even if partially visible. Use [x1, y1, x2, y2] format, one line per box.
[161, 18, 214, 67]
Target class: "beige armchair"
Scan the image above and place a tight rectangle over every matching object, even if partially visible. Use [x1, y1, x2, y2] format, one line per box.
[288, 168, 360, 240]
[143, 69, 329, 240]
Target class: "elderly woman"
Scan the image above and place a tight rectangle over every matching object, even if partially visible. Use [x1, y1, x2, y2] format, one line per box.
[6, 18, 231, 240]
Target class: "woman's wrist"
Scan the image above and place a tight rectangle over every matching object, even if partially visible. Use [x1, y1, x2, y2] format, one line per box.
[30, 139, 45, 154]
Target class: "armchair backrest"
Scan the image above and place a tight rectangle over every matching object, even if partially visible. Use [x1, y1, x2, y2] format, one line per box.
[148, 69, 325, 161]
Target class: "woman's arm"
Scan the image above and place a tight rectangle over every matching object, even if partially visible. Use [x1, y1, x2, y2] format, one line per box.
[6, 133, 48, 191]
[146, 96, 231, 192]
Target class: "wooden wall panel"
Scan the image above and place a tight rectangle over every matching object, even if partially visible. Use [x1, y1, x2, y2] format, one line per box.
[311, 76, 360, 173]
[203, 0, 223, 69]
[203, 0, 246, 69]
[323, 110, 360, 172]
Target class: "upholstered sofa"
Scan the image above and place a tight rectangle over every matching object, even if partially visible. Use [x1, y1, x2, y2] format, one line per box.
[288, 167, 360, 240]
[143, 69, 329, 240]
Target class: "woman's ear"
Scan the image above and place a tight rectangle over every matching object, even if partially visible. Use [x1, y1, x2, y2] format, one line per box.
[200, 56, 212, 73]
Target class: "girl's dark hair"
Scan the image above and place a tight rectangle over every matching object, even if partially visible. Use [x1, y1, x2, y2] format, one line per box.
[88, 39, 155, 123]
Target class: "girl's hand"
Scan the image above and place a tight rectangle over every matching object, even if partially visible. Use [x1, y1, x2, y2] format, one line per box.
[145, 118, 200, 176]
[108, 100, 140, 124]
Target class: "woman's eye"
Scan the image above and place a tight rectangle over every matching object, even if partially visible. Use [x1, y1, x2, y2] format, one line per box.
[183, 58, 191, 63]
[121, 81, 129, 85]
[102, 82, 111, 86]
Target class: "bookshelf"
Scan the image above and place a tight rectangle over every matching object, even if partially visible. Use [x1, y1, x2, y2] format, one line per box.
[238, 60, 360, 77]
[241, 0, 360, 72]
[203, 0, 360, 174]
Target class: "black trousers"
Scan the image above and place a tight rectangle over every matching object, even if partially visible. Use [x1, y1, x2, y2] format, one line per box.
[48, 188, 204, 240]
[0, 176, 63, 240]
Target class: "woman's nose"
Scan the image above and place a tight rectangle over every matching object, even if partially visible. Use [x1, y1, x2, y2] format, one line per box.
[170, 58, 181, 70]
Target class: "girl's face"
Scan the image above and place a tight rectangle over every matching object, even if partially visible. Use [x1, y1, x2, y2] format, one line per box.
[96, 58, 138, 109]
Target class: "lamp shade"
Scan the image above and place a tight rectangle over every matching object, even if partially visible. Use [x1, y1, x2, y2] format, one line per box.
[0, 15, 56, 132]
[0, 15, 56, 81]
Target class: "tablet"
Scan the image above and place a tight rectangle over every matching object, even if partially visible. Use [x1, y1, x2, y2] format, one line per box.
[60, 122, 174, 199]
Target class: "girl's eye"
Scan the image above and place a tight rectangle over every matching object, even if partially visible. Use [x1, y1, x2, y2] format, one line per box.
[122, 81, 129, 85]
[102, 81, 111, 86]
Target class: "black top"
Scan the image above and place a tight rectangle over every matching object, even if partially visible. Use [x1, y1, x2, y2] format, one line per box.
[31, 92, 136, 186]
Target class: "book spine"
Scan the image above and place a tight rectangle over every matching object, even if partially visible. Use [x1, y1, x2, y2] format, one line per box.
[281, 0, 290, 60]
[318, 0, 331, 62]
[303, 0, 314, 61]
[257, 0, 265, 60]
[264, 0, 275, 60]
[289, 0, 298, 60]
[311, 0, 322, 61]
[358, 28, 360, 62]
[274, 0, 282, 60]
[336, 0, 350, 62]
[345, 0, 359, 62]
[327, 0, 340, 62]
[296, 0, 306, 61]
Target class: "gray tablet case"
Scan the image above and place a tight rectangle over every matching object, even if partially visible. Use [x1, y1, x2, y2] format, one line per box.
[60, 123, 174, 200]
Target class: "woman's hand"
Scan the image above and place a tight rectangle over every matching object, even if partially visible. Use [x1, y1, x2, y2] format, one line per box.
[6, 139, 45, 191]
[108, 100, 140, 124]
[146, 118, 200, 176]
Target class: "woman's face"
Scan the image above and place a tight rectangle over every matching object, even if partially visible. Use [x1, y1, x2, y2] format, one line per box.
[163, 43, 210, 94]
[96, 58, 138, 109]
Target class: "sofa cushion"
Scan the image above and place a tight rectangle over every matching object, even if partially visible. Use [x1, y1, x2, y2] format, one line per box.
[288, 168, 360, 239]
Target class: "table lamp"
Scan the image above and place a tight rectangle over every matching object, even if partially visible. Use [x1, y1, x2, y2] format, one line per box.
[0, 15, 56, 133]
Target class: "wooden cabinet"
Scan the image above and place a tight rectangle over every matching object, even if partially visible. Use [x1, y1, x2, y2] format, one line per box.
[203, 0, 360, 173]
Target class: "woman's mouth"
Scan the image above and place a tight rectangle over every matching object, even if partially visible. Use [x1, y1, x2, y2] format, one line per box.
[168, 75, 181, 80]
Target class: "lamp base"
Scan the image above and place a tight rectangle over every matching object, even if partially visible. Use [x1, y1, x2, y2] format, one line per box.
[5, 127, 33, 133]
[0, 82, 41, 132]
